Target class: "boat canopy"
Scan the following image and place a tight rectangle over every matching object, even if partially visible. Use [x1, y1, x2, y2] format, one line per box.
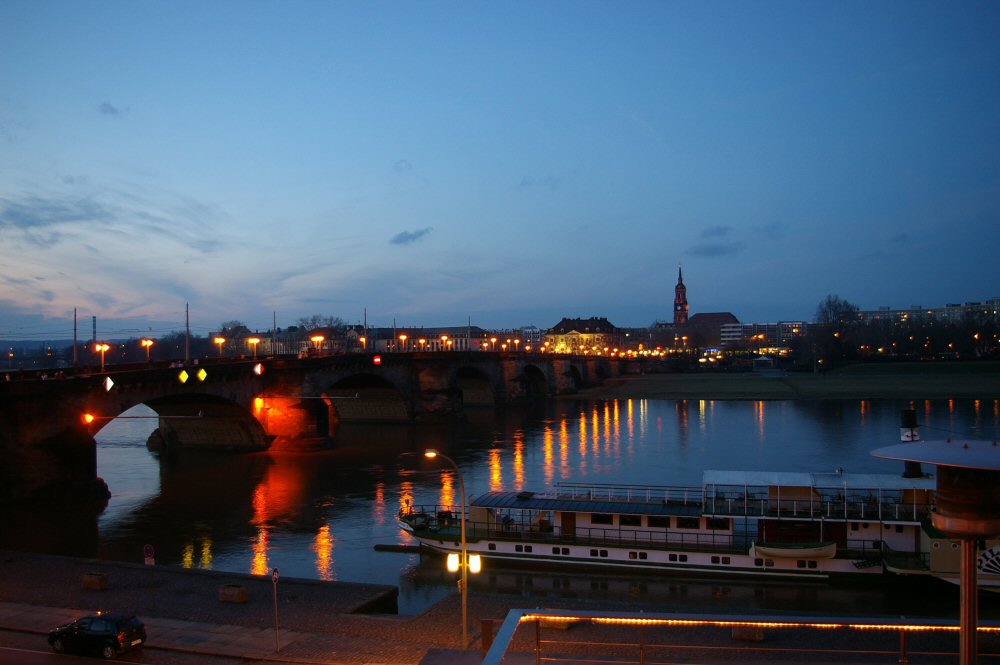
[702, 470, 935, 491]
[471, 490, 702, 517]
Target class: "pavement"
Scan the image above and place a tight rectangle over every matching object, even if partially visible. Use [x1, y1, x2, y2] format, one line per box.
[2, 550, 999, 664]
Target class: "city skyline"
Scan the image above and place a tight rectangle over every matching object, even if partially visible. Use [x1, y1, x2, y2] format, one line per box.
[2, 2, 999, 341]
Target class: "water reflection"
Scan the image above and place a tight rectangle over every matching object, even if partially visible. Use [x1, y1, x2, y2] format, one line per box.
[4, 398, 999, 618]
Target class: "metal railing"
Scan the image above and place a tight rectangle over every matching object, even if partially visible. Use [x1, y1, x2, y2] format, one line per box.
[481, 609, 1000, 665]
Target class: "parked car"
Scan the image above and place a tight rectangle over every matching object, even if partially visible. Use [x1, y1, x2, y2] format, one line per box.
[48, 612, 146, 659]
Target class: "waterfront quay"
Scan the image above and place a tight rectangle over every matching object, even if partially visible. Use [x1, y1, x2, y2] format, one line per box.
[1, 549, 999, 664]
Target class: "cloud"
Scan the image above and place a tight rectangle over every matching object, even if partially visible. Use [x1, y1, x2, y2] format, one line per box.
[687, 240, 746, 257]
[390, 227, 433, 245]
[700, 225, 733, 238]
[0, 196, 108, 229]
[99, 102, 126, 116]
[756, 221, 788, 241]
[518, 175, 558, 191]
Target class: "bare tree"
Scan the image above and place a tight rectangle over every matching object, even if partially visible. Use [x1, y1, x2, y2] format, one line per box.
[814, 295, 859, 325]
[296, 315, 345, 331]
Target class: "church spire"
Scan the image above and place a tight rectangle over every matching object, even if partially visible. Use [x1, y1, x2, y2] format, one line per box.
[673, 264, 689, 326]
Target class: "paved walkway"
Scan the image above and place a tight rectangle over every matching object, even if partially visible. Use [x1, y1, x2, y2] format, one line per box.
[2, 550, 998, 664]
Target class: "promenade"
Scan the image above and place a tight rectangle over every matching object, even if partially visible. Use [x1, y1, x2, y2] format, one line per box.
[2, 550, 998, 664]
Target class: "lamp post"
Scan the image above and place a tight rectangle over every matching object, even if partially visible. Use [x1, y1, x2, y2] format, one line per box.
[399, 334, 407, 352]
[141, 338, 154, 363]
[359, 336, 367, 352]
[214, 336, 226, 358]
[248, 337, 261, 359]
[95, 343, 110, 372]
[424, 449, 471, 647]
[310, 335, 325, 355]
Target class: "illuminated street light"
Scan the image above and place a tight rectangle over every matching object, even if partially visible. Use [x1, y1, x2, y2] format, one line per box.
[359, 336, 367, 352]
[418, 338, 427, 352]
[141, 338, 154, 363]
[440, 335, 449, 351]
[399, 333, 407, 352]
[513, 339, 520, 352]
[310, 335, 325, 354]
[423, 449, 479, 647]
[94, 343, 110, 372]
[248, 337, 261, 359]
[490, 337, 497, 351]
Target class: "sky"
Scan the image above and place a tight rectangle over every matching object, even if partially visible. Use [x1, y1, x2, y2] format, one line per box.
[2, 1, 999, 342]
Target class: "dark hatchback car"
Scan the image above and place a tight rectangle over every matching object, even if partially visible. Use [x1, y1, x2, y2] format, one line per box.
[48, 612, 147, 659]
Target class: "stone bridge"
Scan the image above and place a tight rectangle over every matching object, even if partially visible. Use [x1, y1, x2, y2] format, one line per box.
[0, 352, 623, 504]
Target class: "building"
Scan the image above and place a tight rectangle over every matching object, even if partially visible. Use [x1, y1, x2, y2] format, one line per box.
[545, 317, 620, 354]
[652, 268, 738, 348]
[719, 321, 807, 349]
[673, 266, 689, 326]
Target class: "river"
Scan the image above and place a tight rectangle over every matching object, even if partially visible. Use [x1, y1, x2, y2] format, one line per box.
[4, 396, 999, 617]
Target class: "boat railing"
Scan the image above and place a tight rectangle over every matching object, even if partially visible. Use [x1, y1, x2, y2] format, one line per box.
[705, 491, 933, 522]
[551, 482, 705, 506]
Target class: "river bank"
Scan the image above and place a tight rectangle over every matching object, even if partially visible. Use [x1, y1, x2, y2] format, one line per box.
[578, 365, 1000, 401]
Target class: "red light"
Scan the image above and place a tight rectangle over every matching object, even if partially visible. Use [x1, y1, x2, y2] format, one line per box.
[372, 355, 382, 365]
[83, 413, 95, 424]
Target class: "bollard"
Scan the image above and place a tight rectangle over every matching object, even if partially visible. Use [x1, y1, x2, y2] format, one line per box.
[481, 619, 494, 656]
[81, 572, 108, 590]
[218, 584, 248, 603]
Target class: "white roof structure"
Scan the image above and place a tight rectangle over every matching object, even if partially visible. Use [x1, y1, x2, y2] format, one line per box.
[702, 469, 935, 491]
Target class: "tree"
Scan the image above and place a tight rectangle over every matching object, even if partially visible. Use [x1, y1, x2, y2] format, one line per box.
[814, 295, 859, 325]
[296, 314, 345, 331]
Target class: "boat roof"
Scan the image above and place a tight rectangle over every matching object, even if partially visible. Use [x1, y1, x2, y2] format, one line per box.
[471, 490, 702, 517]
[702, 470, 935, 491]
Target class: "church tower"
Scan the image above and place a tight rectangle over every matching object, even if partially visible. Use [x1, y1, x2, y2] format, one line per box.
[673, 265, 689, 325]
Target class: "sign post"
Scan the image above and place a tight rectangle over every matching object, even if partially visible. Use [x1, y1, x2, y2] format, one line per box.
[271, 567, 280, 653]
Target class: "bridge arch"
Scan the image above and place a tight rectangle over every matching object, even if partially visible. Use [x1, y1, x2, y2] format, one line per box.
[140, 394, 270, 454]
[455, 366, 497, 407]
[322, 373, 410, 422]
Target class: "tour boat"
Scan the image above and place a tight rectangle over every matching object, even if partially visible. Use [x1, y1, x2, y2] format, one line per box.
[398, 469, 1000, 588]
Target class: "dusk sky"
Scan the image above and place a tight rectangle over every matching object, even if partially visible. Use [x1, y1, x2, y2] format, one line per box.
[2, 1, 998, 341]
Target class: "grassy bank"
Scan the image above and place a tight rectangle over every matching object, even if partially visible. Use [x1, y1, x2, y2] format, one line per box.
[579, 362, 1000, 401]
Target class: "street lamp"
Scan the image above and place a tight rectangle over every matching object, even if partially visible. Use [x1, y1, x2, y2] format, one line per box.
[399, 334, 407, 352]
[418, 338, 427, 352]
[94, 343, 110, 372]
[310, 335, 325, 354]
[141, 338, 154, 363]
[440, 335, 449, 351]
[248, 337, 261, 359]
[490, 337, 497, 351]
[214, 336, 226, 358]
[359, 336, 367, 352]
[423, 449, 478, 647]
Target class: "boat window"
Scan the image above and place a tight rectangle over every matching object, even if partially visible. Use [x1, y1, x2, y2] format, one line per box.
[591, 513, 614, 525]
[629, 551, 648, 560]
[515, 545, 523, 552]
[488, 543, 496, 551]
[668, 553, 687, 562]
[590, 549, 599, 557]
[754, 558, 764, 567]
[552, 547, 560, 555]
[706, 517, 729, 530]
[561, 547, 569, 555]
[648, 516, 669, 528]
[676, 517, 700, 530]
[808, 561, 817, 569]
[620, 515, 641, 527]
[600, 549, 608, 557]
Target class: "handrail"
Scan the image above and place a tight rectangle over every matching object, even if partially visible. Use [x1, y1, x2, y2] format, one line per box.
[481, 609, 1000, 665]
